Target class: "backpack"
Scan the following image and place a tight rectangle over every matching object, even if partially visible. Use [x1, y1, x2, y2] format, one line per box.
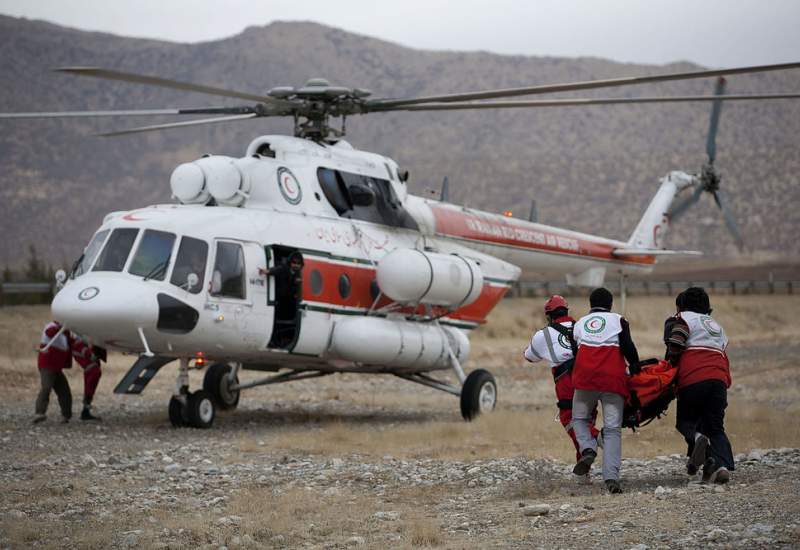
[623, 358, 678, 430]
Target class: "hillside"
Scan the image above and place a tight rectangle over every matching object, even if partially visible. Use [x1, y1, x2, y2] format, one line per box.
[1, 15, 799, 269]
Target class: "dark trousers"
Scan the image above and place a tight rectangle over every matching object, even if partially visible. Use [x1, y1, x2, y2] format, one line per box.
[676, 379, 735, 470]
[35, 368, 72, 418]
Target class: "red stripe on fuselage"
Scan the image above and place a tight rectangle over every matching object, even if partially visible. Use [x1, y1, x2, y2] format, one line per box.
[301, 258, 509, 325]
[430, 205, 655, 266]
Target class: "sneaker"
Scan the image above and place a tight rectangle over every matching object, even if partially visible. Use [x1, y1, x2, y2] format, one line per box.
[687, 460, 698, 476]
[80, 408, 102, 422]
[708, 467, 730, 484]
[32, 414, 46, 424]
[605, 479, 623, 494]
[573, 448, 597, 476]
[689, 433, 710, 471]
[701, 457, 717, 483]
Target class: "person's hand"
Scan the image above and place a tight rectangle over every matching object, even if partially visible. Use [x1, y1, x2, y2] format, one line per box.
[628, 362, 642, 376]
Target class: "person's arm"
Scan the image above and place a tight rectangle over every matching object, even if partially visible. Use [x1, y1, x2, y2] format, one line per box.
[665, 317, 690, 365]
[523, 333, 544, 363]
[618, 318, 640, 367]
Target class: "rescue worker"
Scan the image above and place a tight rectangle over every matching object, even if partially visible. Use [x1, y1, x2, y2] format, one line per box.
[571, 287, 640, 494]
[523, 295, 600, 466]
[664, 287, 734, 483]
[33, 320, 73, 423]
[71, 334, 105, 421]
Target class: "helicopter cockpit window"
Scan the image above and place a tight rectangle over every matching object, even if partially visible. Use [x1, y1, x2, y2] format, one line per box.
[210, 242, 245, 299]
[317, 167, 418, 230]
[92, 228, 139, 273]
[170, 237, 208, 294]
[72, 229, 109, 278]
[129, 230, 176, 281]
[317, 167, 351, 215]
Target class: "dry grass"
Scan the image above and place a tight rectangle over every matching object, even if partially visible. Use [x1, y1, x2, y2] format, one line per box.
[2, 295, 799, 462]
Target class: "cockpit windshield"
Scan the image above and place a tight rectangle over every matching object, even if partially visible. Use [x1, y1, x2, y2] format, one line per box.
[129, 230, 176, 280]
[71, 229, 109, 278]
[170, 237, 208, 293]
[93, 228, 139, 272]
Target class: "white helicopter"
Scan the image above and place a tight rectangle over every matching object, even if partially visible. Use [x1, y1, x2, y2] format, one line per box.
[3, 62, 799, 427]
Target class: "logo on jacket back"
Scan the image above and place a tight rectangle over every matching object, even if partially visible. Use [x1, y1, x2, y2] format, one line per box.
[584, 315, 606, 334]
[700, 315, 722, 337]
[557, 333, 570, 349]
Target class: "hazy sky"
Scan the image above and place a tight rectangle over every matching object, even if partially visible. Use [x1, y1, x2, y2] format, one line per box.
[1, 0, 798, 68]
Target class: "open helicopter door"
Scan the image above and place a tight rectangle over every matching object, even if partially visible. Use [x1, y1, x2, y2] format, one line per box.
[266, 245, 303, 350]
[265, 245, 334, 355]
[206, 239, 272, 352]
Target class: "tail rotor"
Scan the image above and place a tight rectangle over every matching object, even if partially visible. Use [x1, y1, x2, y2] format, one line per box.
[667, 77, 745, 251]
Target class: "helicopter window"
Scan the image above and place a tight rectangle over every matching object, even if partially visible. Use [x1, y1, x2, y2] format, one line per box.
[93, 228, 139, 273]
[72, 229, 109, 278]
[129, 230, 176, 280]
[338, 273, 351, 299]
[211, 242, 245, 299]
[317, 167, 351, 215]
[170, 237, 208, 294]
[309, 269, 323, 296]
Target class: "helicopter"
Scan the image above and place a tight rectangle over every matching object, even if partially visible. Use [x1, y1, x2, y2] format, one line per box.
[3, 61, 799, 428]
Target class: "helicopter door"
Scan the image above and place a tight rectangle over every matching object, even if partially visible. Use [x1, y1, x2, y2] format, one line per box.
[266, 245, 303, 350]
[207, 240, 271, 352]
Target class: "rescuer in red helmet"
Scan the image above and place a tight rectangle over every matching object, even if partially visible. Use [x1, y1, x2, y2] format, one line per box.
[524, 295, 600, 468]
[71, 334, 105, 421]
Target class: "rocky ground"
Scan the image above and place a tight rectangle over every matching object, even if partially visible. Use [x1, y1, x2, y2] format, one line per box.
[1, 410, 799, 549]
[2, 296, 799, 548]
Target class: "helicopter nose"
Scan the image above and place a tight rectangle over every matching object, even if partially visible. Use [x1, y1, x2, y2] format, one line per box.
[51, 275, 159, 344]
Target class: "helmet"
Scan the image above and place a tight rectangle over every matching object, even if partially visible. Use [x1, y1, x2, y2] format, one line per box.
[544, 295, 569, 314]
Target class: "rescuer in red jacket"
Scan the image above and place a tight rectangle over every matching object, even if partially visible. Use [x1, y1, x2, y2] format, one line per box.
[665, 287, 733, 484]
[34, 320, 73, 423]
[71, 334, 105, 421]
[571, 288, 640, 494]
[523, 295, 600, 464]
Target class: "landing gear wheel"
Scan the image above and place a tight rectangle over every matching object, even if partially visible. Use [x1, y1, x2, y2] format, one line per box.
[203, 363, 240, 410]
[168, 395, 186, 427]
[186, 390, 215, 429]
[460, 369, 497, 421]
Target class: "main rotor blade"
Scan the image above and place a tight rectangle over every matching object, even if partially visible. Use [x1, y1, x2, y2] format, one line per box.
[706, 78, 726, 164]
[368, 93, 800, 112]
[667, 184, 705, 222]
[57, 67, 275, 104]
[368, 61, 800, 108]
[0, 106, 261, 119]
[712, 190, 745, 251]
[97, 113, 258, 137]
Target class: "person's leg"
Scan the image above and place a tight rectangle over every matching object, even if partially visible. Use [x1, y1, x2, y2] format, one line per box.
[34, 369, 56, 417]
[676, 384, 707, 469]
[82, 365, 102, 407]
[700, 381, 735, 471]
[53, 370, 72, 420]
[590, 407, 601, 446]
[600, 392, 624, 483]
[572, 390, 600, 454]
[559, 408, 582, 462]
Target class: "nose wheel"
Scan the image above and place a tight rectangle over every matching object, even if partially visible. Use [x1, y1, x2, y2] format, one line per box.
[168, 390, 216, 429]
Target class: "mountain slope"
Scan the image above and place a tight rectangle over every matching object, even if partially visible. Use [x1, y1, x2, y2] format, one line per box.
[1, 15, 799, 269]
